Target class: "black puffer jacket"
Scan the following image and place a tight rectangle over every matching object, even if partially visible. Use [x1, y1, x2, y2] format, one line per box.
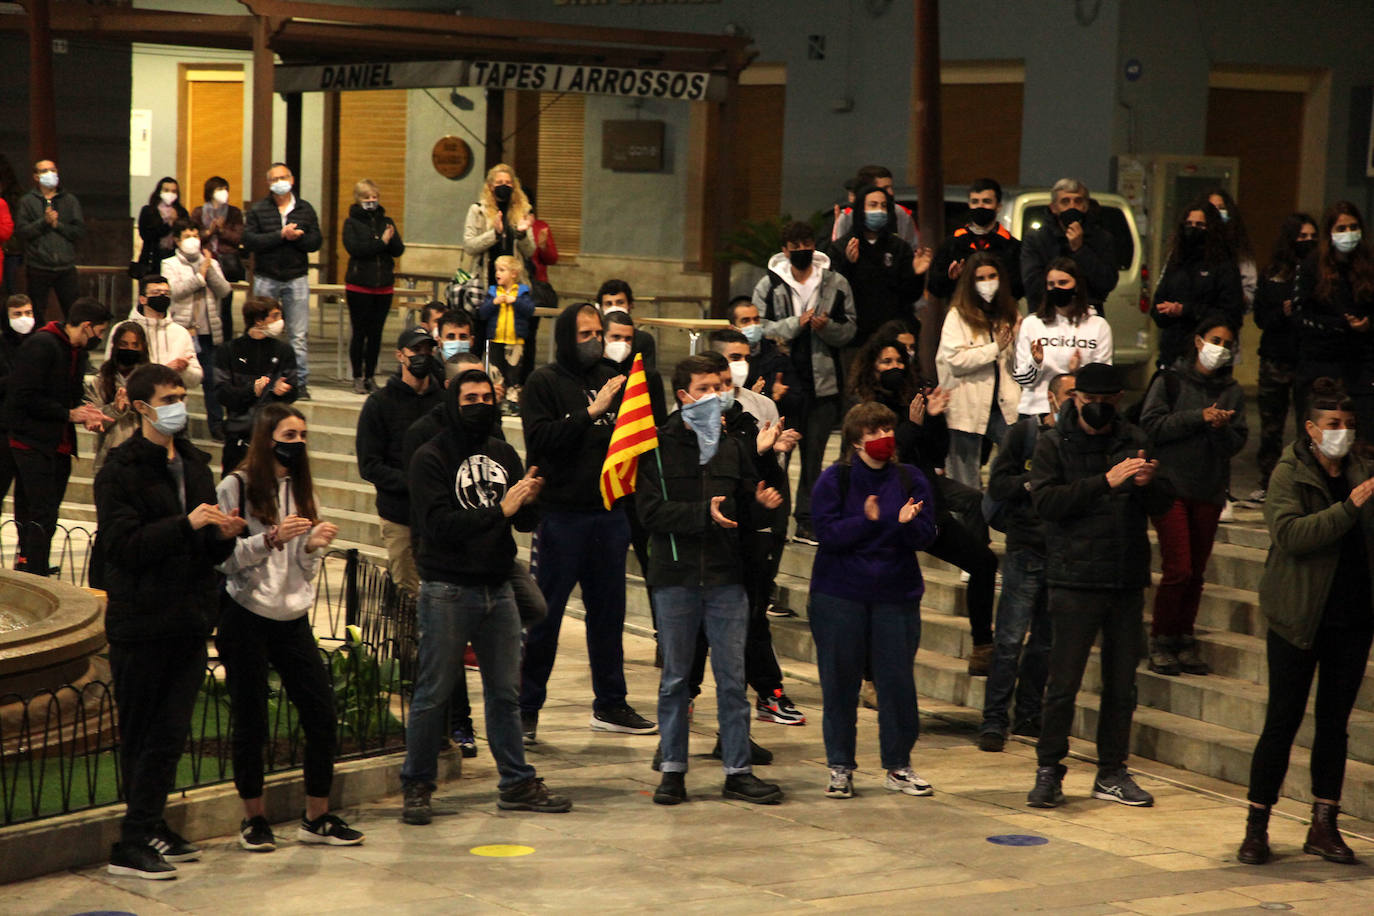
[343, 202, 405, 289]
[1030, 403, 1173, 589]
[1020, 215, 1118, 311]
[636, 418, 778, 588]
[242, 194, 322, 281]
[95, 434, 235, 642]
[1150, 255, 1244, 367]
[356, 373, 443, 524]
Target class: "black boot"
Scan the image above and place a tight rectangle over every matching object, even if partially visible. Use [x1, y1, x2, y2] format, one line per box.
[1304, 801, 1356, 864]
[1237, 805, 1270, 865]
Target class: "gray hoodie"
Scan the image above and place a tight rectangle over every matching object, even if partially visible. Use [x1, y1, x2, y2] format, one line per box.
[753, 250, 856, 398]
[216, 473, 324, 620]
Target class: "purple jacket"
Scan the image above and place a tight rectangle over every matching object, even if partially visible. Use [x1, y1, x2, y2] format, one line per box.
[810, 459, 938, 603]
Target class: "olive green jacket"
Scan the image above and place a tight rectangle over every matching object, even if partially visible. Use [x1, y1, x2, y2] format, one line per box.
[1260, 442, 1374, 649]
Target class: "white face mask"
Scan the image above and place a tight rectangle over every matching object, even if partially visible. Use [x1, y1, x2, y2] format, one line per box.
[360, 200, 379, 211]
[1197, 341, 1232, 371]
[212, 188, 230, 205]
[975, 279, 999, 303]
[160, 190, 178, 206]
[262, 318, 285, 338]
[729, 359, 749, 389]
[179, 237, 201, 257]
[9, 315, 34, 335]
[38, 171, 58, 190]
[603, 339, 632, 363]
[1332, 229, 1363, 254]
[269, 179, 292, 197]
[1314, 426, 1354, 460]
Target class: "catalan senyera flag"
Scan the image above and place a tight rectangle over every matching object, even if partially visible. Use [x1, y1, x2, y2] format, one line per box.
[600, 353, 658, 510]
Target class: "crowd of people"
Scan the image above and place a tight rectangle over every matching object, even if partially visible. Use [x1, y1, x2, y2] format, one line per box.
[2, 151, 1373, 880]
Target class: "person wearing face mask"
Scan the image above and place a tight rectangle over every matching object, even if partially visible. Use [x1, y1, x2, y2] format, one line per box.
[1293, 201, 1374, 436]
[6, 297, 111, 575]
[727, 296, 799, 422]
[93, 363, 246, 878]
[635, 355, 787, 805]
[1150, 200, 1244, 369]
[831, 184, 931, 350]
[355, 326, 444, 597]
[0, 293, 36, 508]
[135, 177, 188, 279]
[928, 178, 1024, 301]
[1207, 188, 1257, 307]
[215, 403, 360, 851]
[161, 220, 230, 439]
[1239, 379, 1374, 867]
[191, 176, 244, 344]
[1026, 362, 1172, 810]
[1020, 178, 1118, 314]
[115, 274, 204, 389]
[1013, 258, 1114, 418]
[343, 179, 406, 395]
[243, 163, 322, 398]
[1250, 213, 1318, 502]
[436, 309, 477, 382]
[463, 164, 535, 294]
[519, 303, 657, 741]
[755, 221, 857, 545]
[808, 401, 938, 800]
[16, 159, 84, 321]
[402, 369, 572, 824]
[596, 279, 657, 373]
[1140, 317, 1247, 675]
[827, 164, 919, 247]
[214, 297, 297, 476]
[87, 321, 151, 473]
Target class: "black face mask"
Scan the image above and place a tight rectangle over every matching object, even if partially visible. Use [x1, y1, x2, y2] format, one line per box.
[1058, 208, 1085, 228]
[1080, 401, 1116, 430]
[407, 354, 433, 379]
[458, 402, 497, 441]
[1180, 225, 1206, 251]
[879, 367, 907, 393]
[272, 439, 306, 471]
[1045, 286, 1075, 309]
[576, 338, 603, 369]
[85, 334, 103, 352]
[493, 184, 513, 208]
[968, 206, 998, 228]
[1293, 239, 1316, 260]
[144, 294, 170, 315]
[787, 248, 814, 270]
[114, 348, 142, 367]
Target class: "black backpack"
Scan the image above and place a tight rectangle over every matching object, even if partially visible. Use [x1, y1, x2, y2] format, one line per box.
[1122, 368, 1181, 426]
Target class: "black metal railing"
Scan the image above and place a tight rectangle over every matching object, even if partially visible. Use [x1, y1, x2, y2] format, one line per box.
[0, 550, 416, 826]
[0, 519, 94, 587]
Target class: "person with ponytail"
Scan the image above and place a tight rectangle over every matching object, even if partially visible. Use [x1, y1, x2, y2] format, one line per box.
[216, 403, 361, 852]
[1239, 378, 1374, 867]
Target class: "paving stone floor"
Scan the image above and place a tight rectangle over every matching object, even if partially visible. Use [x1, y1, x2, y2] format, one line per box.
[9, 619, 1374, 914]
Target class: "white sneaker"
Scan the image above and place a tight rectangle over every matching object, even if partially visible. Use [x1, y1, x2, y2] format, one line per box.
[825, 767, 854, 799]
[1245, 488, 1266, 504]
[885, 767, 933, 796]
[1219, 501, 1235, 523]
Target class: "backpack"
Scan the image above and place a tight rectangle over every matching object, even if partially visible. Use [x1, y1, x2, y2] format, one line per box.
[980, 420, 1040, 533]
[1122, 368, 1181, 426]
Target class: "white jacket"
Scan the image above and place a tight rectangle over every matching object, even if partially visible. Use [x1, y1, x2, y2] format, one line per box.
[217, 473, 324, 621]
[935, 308, 1019, 435]
[1011, 311, 1114, 415]
[162, 249, 230, 346]
[108, 307, 204, 387]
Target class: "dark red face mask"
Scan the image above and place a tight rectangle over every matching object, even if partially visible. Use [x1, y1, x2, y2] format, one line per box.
[862, 434, 896, 462]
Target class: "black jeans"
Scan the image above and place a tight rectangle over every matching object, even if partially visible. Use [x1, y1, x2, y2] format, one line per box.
[488, 341, 523, 389]
[1037, 588, 1143, 771]
[109, 634, 207, 844]
[794, 394, 841, 526]
[1248, 624, 1374, 806]
[0, 437, 18, 521]
[12, 448, 71, 575]
[1256, 358, 1298, 490]
[216, 598, 337, 799]
[925, 508, 998, 645]
[26, 266, 79, 321]
[346, 290, 393, 379]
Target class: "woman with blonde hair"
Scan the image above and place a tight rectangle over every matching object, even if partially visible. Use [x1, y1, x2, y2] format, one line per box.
[343, 179, 405, 394]
[936, 250, 1022, 487]
[463, 164, 534, 295]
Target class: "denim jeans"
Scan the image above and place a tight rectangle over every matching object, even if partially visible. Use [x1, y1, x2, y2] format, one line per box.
[253, 274, 310, 387]
[401, 580, 533, 790]
[980, 548, 1050, 736]
[809, 591, 922, 770]
[197, 334, 222, 425]
[654, 585, 751, 775]
[946, 408, 1010, 489]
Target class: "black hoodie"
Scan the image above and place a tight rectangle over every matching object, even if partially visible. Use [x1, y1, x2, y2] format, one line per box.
[356, 371, 443, 524]
[829, 183, 926, 344]
[410, 381, 537, 585]
[520, 304, 620, 511]
[0, 321, 34, 432]
[343, 202, 405, 289]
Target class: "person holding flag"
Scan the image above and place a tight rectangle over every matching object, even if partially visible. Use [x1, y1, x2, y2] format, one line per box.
[635, 354, 789, 806]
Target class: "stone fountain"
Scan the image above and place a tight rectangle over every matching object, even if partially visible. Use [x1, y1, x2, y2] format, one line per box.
[0, 571, 106, 700]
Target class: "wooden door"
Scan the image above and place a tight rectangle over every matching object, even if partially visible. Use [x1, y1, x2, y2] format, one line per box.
[537, 93, 586, 255]
[1206, 88, 1303, 263]
[941, 82, 1023, 186]
[184, 73, 244, 208]
[730, 84, 785, 225]
[333, 90, 409, 279]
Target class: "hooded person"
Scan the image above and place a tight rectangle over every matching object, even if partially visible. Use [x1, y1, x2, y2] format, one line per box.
[829, 182, 928, 348]
[518, 302, 658, 741]
[400, 368, 571, 823]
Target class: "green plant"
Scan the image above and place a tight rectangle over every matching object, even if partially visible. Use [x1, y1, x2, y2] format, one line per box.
[332, 630, 403, 746]
[716, 210, 830, 267]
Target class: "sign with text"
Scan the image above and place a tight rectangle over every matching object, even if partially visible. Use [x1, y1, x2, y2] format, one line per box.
[275, 60, 467, 93]
[602, 120, 665, 172]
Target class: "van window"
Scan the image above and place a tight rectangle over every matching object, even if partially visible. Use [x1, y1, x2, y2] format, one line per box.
[1020, 204, 1135, 271]
[893, 198, 973, 239]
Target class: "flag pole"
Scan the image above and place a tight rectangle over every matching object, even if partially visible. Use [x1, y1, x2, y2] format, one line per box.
[653, 448, 678, 562]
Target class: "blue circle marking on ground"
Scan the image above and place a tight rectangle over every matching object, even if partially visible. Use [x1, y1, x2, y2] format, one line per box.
[986, 834, 1049, 847]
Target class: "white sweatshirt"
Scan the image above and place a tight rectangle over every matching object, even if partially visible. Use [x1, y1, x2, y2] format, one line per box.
[216, 473, 324, 621]
[108, 307, 204, 387]
[1011, 311, 1114, 415]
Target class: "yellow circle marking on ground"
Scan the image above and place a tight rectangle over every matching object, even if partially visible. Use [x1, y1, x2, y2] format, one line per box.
[470, 844, 535, 858]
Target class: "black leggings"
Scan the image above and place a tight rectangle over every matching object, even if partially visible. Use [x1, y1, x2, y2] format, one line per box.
[347, 290, 393, 379]
[216, 597, 337, 799]
[926, 508, 998, 645]
[1247, 624, 1374, 806]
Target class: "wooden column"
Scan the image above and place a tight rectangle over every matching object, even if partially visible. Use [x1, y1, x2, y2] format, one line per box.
[483, 89, 505, 171]
[284, 91, 303, 180]
[319, 91, 340, 283]
[707, 69, 741, 317]
[26, 0, 58, 165]
[912, 0, 945, 380]
[250, 14, 275, 201]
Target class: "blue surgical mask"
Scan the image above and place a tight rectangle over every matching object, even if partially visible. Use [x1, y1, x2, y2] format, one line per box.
[270, 179, 292, 196]
[680, 393, 722, 464]
[740, 323, 763, 346]
[863, 209, 888, 231]
[146, 401, 187, 436]
[441, 339, 470, 360]
[719, 387, 736, 410]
